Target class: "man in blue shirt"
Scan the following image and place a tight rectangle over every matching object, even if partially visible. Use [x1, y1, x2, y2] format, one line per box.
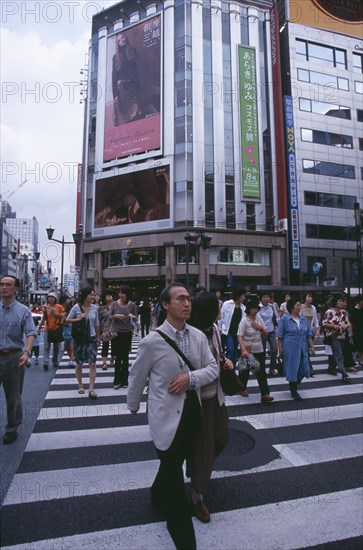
[0, 276, 36, 444]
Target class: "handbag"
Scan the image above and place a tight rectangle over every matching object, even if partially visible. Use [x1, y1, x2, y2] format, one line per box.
[101, 319, 117, 341]
[237, 353, 260, 375]
[219, 361, 244, 396]
[71, 306, 91, 342]
[47, 326, 64, 344]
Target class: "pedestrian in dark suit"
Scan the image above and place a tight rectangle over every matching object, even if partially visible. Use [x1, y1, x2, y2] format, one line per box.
[127, 283, 219, 549]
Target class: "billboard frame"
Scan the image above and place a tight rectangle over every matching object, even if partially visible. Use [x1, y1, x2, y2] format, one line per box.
[103, 13, 163, 168]
[92, 158, 173, 238]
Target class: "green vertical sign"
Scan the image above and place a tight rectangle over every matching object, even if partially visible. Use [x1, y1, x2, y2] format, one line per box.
[239, 46, 260, 199]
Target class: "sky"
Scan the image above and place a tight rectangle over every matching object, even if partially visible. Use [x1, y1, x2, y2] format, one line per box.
[1, 0, 117, 278]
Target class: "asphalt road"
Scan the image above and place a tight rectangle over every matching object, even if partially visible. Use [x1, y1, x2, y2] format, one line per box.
[1, 336, 362, 550]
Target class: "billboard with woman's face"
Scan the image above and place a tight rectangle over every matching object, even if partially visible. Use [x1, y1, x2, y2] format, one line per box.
[94, 165, 170, 235]
[104, 15, 162, 162]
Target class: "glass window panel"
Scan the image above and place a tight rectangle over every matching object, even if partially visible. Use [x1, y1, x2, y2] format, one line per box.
[335, 49, 347, 68]
[299, 98, 311, 111]
[296, 39, 307, 57]
[308, 43, 334, 65]
[297, 68, 309, 82]
[338, 77, 349, 90]
[301, 128, 313, 141]
[306, 224, 318, 238]
[304, 191, 316, 205]
[355, 81, 363, 94]
[357, 109, 363, 122]
[303, 159, 355, 179]
[353, 53, 363, 73]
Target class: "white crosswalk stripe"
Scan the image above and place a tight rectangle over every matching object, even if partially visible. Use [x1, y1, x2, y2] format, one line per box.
[1, 336, 362, 549]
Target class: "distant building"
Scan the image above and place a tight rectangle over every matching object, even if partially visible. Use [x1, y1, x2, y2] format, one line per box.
[276, 0, 363, 287]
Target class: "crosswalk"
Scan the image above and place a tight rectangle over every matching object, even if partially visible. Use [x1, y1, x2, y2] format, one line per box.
[1, 338, 362, 549]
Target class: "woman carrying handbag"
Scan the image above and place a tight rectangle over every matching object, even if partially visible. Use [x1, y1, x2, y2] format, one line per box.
[237, 300, 274, 404]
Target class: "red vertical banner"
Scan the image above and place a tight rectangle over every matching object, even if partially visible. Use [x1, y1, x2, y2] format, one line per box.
[270, 3, 288, 221]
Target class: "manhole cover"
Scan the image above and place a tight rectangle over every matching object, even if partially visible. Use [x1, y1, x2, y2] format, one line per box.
[223, 428, 255, 456]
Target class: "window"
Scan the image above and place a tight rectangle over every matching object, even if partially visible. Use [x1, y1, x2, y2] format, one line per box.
[353, 52, 363, 74]
[176, 245, 199, 265]
[296, 39, 347, 69]
[355, 81, 363, 94]
[303, 159, 355, 179]
[304, 191, 356, 209]
[216, 246, 270, 266]
[87, 254, 95, 270]
[306, 224, 356, 241]
[358, 109, 363, 122]
[300, 128, 353, 149]
[299, 98, 351, 119]
[297, 68, 349, 91]
[103, 248, 159, 267]
[359, 138, 363, 151]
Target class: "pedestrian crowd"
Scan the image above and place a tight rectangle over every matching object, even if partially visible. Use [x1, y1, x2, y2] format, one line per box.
[1, 275, 362, 549]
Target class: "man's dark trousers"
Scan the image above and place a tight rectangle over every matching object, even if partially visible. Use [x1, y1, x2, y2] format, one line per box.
[152, 391, 200, 550]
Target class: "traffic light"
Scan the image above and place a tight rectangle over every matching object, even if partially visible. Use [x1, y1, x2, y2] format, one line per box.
[184, 233, 199, 244]
[200, 234, 212, 249]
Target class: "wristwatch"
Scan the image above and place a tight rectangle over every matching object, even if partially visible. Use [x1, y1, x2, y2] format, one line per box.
[24, 349, 31, 356]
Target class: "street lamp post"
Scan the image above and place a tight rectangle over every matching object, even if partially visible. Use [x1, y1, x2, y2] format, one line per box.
[46, 227, 80, 295]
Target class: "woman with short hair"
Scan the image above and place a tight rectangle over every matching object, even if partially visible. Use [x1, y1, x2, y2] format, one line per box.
[322, 294, 352, 384]
[277, 297, 315, 400]
[237, 300, 274, 403]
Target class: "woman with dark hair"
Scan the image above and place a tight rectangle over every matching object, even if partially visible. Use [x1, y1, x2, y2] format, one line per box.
[322, 294, 352, 383]
[67, 287, 100, 398]
[110, 286, 137, 388]
[301, 292, 320, 376]
[99, 289, 116, 370]
[277, 297, 315, 400]
[187, 291, 233, 524]
[237, 301, 274, 403]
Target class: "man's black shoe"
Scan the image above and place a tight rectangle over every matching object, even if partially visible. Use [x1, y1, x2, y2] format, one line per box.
[43, 363, 49, 371]
[3, 432, 17, 444]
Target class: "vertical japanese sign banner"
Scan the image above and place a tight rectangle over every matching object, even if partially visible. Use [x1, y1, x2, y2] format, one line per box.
[239, 46, 260, 199]
[284, 95, 300, 271]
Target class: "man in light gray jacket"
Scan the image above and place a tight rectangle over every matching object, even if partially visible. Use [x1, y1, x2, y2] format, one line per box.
[127, 283, 219, 550]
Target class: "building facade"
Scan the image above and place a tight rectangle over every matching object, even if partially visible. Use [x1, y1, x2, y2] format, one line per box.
[277, 0, 363, 289]
[2, 207, 40, 298]
[80, 0, 290, 299]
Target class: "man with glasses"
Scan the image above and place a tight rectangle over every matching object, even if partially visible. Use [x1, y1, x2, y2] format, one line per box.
[0, 276, 36, 444]
[127, 283, 219, 550]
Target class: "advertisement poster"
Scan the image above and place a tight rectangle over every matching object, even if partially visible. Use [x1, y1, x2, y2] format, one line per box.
[94, 165, 170, 229]
[239, 46, 261, 199]
[104, 15, 162, 162]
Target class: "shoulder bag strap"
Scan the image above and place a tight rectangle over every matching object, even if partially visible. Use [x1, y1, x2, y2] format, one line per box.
[155, 329, 196, 371]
